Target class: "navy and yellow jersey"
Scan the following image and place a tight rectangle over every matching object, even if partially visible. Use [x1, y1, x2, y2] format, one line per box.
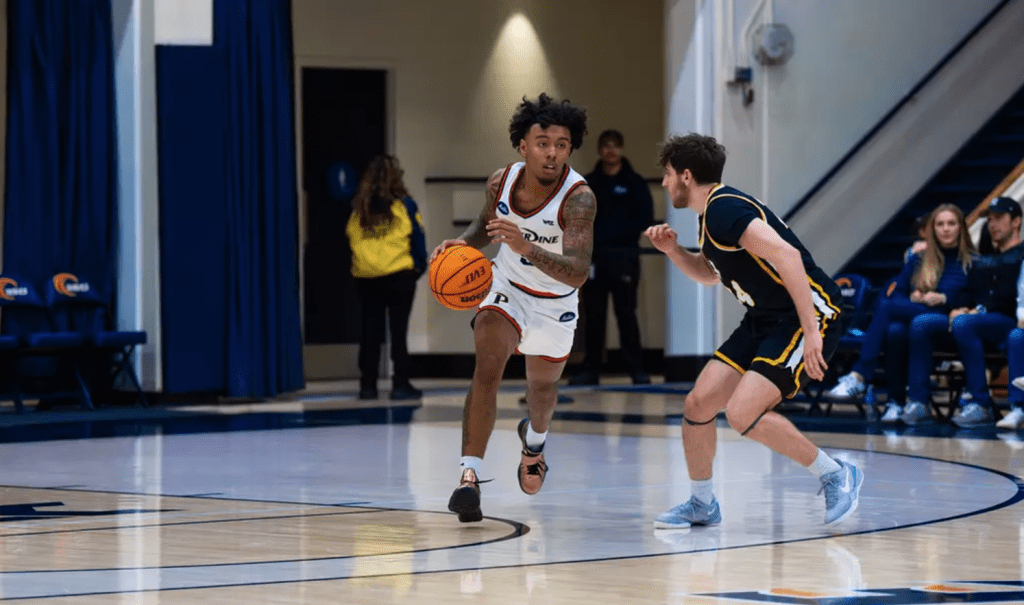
[699, 185, 841, 317]
[347, 197, 427, 279]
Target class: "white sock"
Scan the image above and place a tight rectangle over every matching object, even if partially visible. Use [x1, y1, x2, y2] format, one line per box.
[460, 456, 483, 476]
[807, 449, 841, 479]
[691, 478, 714, 505]
[526, 423, 547, 452]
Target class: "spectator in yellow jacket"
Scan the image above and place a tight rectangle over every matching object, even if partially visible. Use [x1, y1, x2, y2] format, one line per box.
[347, 154, 427, 400]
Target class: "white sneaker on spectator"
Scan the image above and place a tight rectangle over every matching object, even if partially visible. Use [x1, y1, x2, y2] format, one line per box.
[879, 403, 903, 423]
[952, 401, 994, 428]
[900, 400, 934, 426]
[1012, 376, 1024, 391]
[827, 373, 865, 400]
[996, 406, 1024, 430]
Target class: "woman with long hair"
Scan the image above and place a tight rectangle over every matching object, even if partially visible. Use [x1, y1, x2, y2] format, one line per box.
[346, 154, 427, 400]
[828, 204, 975, 421]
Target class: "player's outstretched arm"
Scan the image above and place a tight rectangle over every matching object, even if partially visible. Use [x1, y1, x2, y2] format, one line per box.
[487, 184, 595, 289]
[430, 168, 503, 262]
[644, 224, 719, 285]
[738, 219, 827, 380]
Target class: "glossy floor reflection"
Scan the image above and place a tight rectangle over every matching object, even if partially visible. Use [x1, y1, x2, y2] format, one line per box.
[1, 379, 1023, 603]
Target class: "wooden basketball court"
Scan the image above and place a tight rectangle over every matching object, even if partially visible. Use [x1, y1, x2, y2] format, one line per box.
[1, 379, 1022, 603]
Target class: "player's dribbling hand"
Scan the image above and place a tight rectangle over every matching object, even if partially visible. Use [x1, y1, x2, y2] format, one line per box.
[644, 224, 678, 254]
[430, 239, 467, 262]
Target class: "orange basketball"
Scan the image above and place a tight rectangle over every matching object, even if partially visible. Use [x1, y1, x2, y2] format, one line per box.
[429, 245, 493, 310]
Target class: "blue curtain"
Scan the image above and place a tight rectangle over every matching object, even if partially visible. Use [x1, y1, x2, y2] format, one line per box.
[221, 0, 304, 397]
[156, 43, 229, 393]
[157, 0, 303, 397]
[3, 0, 117, 290]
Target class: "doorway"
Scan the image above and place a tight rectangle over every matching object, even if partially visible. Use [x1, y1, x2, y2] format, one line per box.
[298, 66, 389, 379]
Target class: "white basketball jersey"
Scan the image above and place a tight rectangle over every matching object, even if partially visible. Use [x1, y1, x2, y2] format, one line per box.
[491, 162, 588, 297]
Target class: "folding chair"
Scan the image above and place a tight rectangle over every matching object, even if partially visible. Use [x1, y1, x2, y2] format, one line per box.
[0, 278, 25, 412]
[806, 273, 877, 416]
[46, 273, 148, 407]
[0, 273, 91, 410]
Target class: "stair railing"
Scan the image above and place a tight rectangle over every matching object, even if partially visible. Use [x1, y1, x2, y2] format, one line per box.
[965, 155, 1024, 227]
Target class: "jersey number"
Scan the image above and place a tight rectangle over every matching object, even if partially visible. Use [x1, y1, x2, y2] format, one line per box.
[729, 280, 756, 307]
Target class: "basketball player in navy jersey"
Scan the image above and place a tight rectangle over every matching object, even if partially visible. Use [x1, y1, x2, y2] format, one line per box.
[646, 133, 863, 528]
[430, 94, 594, 522]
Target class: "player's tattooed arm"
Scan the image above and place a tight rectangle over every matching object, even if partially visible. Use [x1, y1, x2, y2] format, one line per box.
[457, 168, 504, 250]
[523, 184, 595, 288]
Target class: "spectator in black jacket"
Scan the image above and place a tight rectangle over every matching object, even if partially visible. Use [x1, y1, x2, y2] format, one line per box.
[569, 130, 654, 385]
[947, 197, 1024, 427]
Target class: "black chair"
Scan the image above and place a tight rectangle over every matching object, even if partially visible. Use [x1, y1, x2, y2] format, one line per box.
[806, 273, 877, 416]
[45, 273, 148, 407]
[0, 274, 90, 411]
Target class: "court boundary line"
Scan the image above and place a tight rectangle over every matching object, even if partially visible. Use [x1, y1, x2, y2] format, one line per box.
[0, 447, 1019, 600]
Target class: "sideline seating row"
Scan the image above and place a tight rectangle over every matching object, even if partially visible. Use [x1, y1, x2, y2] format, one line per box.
[0, 273, 147, 413]
[805, 273, 1008, 421]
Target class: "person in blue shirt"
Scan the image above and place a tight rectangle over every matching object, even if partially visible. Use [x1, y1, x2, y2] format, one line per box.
[828, 204, 975, 422]
[921, 196, 1023, 427]
[347, 154, 427, 401]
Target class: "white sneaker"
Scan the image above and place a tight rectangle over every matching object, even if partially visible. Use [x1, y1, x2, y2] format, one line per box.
[879, 403, 903, 423]
[1012, 377, 1024, 391]
[827, 373, 866, 400]
[996, 406, 1024, 430]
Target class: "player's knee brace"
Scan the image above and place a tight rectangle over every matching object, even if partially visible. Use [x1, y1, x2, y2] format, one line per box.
[683, 414, 716, 426]
[739, 410, 769, 437]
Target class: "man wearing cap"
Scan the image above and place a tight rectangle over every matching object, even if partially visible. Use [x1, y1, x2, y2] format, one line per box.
[943, 196, 1024, 427]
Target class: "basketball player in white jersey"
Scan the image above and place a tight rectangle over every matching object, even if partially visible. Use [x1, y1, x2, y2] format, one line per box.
[430, 93, 595, 522]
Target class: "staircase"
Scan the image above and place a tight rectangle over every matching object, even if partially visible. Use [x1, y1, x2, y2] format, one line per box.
[839, 82, 1024, 287]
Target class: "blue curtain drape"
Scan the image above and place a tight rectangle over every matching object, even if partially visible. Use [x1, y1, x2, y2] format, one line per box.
[220, 0, 304, 397]
[157, 0, 303, 396]
[3, 0, 117, 290]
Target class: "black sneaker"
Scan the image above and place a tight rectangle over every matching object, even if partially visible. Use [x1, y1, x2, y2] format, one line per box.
[358, 387, 378, 400]
[448, 468, 484, 522]
[630, 371, 651, 385]
[390, 385, 423, 400]
[568, 371, 599, 386]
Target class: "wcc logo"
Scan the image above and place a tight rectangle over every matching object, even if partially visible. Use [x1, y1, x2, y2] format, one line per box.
[53, 273, 90, 297]
[835, 276, 857, 298]
[0, 277, 28, 300]
[698, 581, 1024, 603]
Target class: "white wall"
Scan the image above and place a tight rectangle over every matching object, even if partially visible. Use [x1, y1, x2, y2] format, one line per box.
[666, 0, 1005, 355]
[728, 0, 1002, 216]
[113, 0, 163, 391]
[663, 0, 719, 359]
[293, 0, 667, 360]
[0, 0, 6, 270]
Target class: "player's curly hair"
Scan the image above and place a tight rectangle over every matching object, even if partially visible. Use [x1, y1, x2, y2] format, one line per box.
[658, 133, 726, 184]
[508, 93, 587, 150]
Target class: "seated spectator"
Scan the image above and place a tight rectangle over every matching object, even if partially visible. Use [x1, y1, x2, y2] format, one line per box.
[997, 252, 1024, 430]
[903, 213, 928, 263]
[1002, 319, 1024, 429]
[906, 197, 1023, 427]
[829, 204, 974, 422]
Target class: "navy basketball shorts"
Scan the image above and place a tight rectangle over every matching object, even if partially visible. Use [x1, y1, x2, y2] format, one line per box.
[714, 309, 842, 399]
